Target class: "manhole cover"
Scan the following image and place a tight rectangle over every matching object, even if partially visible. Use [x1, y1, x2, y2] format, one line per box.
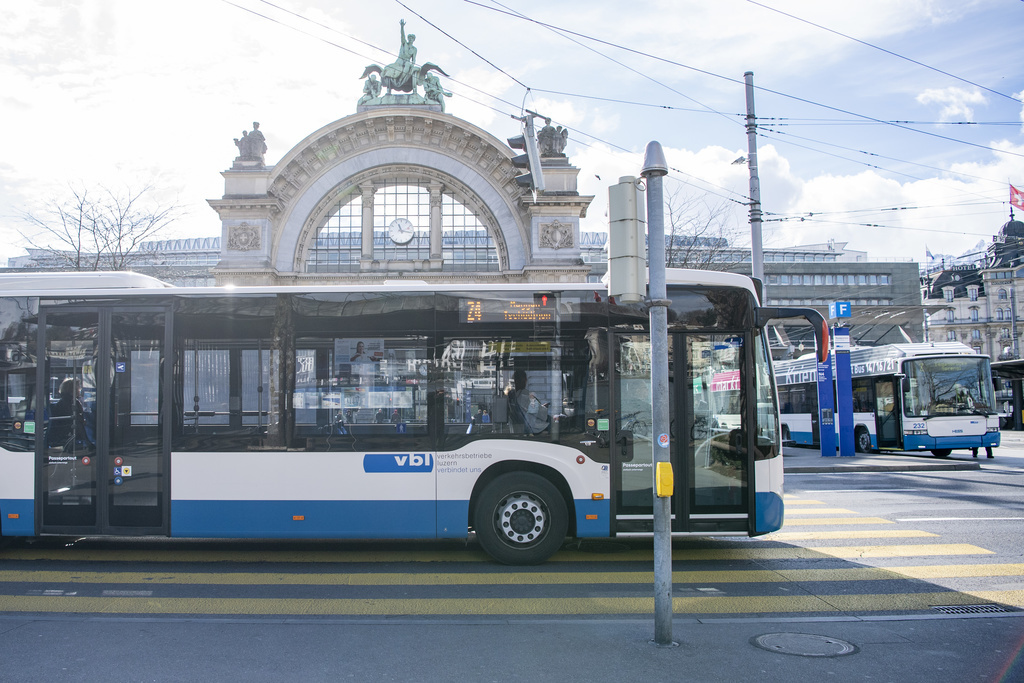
[751, 633, 859, 658]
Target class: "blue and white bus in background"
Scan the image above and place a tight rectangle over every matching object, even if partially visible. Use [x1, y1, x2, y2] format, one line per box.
[0, 271, 824, 564]
[776, 343, 1000, 457]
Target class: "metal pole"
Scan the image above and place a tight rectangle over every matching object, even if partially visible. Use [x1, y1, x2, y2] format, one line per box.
[642, 142, 675, 647]
[745, 72, 764, 288]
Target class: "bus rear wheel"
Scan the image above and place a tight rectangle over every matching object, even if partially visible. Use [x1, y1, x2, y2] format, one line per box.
[855, 427, 872, 453]
[473, 472, 568, 565]
[931, 449, 952, 458]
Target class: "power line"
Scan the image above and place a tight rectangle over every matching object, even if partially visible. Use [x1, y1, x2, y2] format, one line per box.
[393, 0, 529, 91]
[486, 0, 743, 130]
[221, 0, 1018, 242]
[746, 0, 1023, 104]
[461, 0, 1024, 161]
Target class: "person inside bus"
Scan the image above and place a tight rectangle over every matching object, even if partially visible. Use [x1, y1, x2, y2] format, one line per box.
[507, 369, 549, 434]
[47, 378, 89, 451]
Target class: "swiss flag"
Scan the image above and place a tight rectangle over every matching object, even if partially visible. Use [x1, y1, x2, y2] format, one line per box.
[1012, 184, 1024, 212]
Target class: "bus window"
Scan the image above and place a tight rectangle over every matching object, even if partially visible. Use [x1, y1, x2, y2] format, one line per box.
[295, 335, 430, 451]
[690, 334, 746, 510]
[851, 379, 872, 413]
[753, 332, 779, 461]
[0, 297, 36, 453]
[437, 336, 591, 450]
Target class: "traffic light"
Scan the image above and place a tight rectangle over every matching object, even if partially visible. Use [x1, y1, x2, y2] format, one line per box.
[607, 175, 646, 303]
[507, 116, 546, 193]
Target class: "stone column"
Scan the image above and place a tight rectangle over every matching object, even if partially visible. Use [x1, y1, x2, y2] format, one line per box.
[429, 181, 443, 267]
[360, 182, 376, 261]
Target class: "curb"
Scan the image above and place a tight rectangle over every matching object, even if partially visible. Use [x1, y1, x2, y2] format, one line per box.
[784, 461, 982, 473]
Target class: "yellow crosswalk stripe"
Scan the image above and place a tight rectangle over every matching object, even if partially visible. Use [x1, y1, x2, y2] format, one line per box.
[890, 564, 1024, 579]
[782, 517, 893, 526]
[1, 563, 1020, 586]
[807, 544, 993, 559]
[764, 530, 937, 540]
[962, 591, 1024, 608]
[785, 508, 860, 514]
[0, 591, 997, 616]
[0, 545, 993, 572]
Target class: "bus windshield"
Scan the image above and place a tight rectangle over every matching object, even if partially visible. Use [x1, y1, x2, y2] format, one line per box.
[903, 356, 996, 417]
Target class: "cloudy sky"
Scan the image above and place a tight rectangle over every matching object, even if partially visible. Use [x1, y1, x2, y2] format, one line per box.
[2, 0, 1022, 266]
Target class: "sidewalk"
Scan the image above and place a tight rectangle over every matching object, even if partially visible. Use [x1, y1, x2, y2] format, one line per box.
[782, 444, 984, 473]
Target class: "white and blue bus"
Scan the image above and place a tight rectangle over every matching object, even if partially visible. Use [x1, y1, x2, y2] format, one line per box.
[776, 343, 1000, 457]
[0, 270, 824, 564]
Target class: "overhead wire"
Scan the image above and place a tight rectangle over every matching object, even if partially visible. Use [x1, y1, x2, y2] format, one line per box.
[223, 0, 1019, 242]
[745, 0, 1023, 104]
[460, 0, 1024, 161]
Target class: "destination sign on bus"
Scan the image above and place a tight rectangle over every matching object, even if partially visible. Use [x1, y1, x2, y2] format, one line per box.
[460, 295, 578, 323]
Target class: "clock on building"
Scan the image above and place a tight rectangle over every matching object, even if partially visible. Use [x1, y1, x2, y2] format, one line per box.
[388, 218, 415, 244]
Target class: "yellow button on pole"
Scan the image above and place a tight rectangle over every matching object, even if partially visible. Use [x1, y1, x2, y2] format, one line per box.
[655, 461, 674, 497]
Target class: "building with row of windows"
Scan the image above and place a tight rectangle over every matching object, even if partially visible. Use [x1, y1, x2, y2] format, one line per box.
[3, 34, 927, 358]
[923, 215, 1024, 360]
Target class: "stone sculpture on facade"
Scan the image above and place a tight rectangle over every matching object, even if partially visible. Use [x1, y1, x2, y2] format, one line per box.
[538, 118, 568, 157]
[233, 122, 268, 168]
[227, 223, 261, 251]
[358, 20, 450, 109]
[539, 219, 574, 250]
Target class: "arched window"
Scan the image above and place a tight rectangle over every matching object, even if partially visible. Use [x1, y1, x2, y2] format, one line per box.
[373, 181, 431, 262]
[306, 193, 361, 273]
[999, 288, 1008, 300]
[970, 308, 979, 322]
[304, 176, 498, 273]
[443, 194, 499, 271]
[997, 308, 1004, 321]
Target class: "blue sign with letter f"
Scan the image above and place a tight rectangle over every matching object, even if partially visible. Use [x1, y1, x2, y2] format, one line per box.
[829, 301, 851, 319]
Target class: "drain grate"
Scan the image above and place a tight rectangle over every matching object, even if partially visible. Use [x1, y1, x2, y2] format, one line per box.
[932, 604, 1010, 614]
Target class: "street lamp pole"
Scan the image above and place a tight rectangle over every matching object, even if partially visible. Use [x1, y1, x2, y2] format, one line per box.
[642, 142, 675, 647]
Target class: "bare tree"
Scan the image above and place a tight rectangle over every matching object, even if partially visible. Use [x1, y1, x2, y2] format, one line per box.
[19, 185, 181, 271]
[663, 188, 747, 271]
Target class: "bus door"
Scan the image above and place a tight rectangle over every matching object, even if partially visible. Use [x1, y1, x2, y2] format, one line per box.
[610, 332, 749, 534]
[38, 307, 168, 534]
[610, 333, 662, 531]
[874, 377, 902, 449]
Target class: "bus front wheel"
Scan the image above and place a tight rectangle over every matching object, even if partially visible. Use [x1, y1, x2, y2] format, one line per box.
[855, 427, 872, 453]
[473, 472, 568, 565]
[931, 449, 952, 458]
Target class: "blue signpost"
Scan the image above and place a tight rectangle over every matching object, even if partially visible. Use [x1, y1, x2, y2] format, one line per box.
[833, 326, 855, 457]
[816, 357, 836, 457]
[826, 302, 854, 457]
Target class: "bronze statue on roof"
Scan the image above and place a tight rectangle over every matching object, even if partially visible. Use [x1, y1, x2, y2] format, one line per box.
[358, 20, 450, 109]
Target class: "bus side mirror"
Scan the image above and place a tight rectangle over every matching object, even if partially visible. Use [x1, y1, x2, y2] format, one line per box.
[756, 307, 829, 363]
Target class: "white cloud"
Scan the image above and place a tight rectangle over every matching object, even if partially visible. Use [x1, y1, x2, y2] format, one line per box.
[0, 0, 1020, 268]
[916, 87, 988, 121]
